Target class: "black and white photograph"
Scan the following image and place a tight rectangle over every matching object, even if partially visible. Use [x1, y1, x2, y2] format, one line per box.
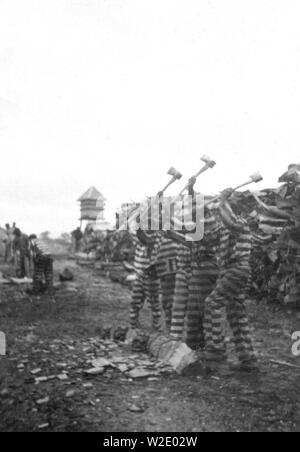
[0, 0, 300, 434]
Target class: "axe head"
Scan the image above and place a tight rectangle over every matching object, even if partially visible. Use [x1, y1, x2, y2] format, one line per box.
[250, 172, 263, 183]
[201, 155, 216, 168]
[168, 167, 183, 180]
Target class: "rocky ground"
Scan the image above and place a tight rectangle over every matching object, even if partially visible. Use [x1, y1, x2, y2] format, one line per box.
[0, 257, 300, 432]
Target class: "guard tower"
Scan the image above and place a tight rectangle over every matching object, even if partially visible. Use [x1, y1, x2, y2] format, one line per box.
[78, 186, 105, 228]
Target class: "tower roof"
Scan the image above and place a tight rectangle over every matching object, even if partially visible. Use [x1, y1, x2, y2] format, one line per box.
[78, 186, 105, 202]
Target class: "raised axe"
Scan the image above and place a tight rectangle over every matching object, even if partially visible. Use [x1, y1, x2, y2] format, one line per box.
[131, 166, 183, 228]
[158, 167, 183, 196]
[167, 172, 263, 243]
[204, 172, 263, 207]
[179, 155, 216, 196]
[117, 166, 183, 231]
[167, 155, 216, 220]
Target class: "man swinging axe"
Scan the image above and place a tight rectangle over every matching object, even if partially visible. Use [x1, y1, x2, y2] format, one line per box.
[153, 156, 216, 332]
[169, 171, 262, 353]
[203, 172, 263, 373]
[157, 156, 218, 342]
[129, 167, 182, 332]
[169, 161, 220, 348]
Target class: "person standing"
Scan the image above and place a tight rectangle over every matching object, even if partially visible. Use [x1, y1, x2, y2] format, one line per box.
[71, 227, 83, 253]
[29, 234, 54, 294]
[185, 207, 220, 350]
[169, 242, 192, 340]
[168, 208, 220, 350]
[12, 228, 31, 278]
[4, 224, 13, 263]
[129, 229, 162, 332]
[169, 178, 219, 349]
[155, 235, 179, 331]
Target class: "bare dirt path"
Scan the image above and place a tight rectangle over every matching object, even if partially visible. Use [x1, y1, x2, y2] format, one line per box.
[0, 258, 299, 432]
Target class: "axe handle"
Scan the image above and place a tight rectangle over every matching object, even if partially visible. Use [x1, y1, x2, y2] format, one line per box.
[179, 164, 211, 196]
[232, 179, 252, 191]
[193, 163, 211, 179]
[204, 179, 254, 207]
[159, 177, 176, 196]
[119, 176, 179, 231]
[204, 195, 220, 207]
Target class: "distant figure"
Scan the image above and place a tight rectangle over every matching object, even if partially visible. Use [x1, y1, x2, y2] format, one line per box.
[29, 234, 54, 294]
[71, 227, 83, 253]
[4, 224, 13, 263]
[103, 231, 115, 261]
[84, 223, 94, 238]
[13, 228, 31, 278]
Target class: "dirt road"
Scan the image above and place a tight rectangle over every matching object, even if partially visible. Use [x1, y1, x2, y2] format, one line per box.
[0, 258, 299, 432]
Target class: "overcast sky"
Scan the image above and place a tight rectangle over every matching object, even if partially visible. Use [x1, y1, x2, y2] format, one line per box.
[1, 0, 300, 235]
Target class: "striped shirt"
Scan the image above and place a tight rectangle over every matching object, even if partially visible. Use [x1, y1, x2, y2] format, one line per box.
[176, 243, 192, 273]
[133, 242, 151, 275]
[218, 202, 252, 268]
[156, 236, 179, 277]
[33, 240, 51, 258]
[192, 211, 220, 265]
[251, 231, 274, 251]
[132, 232, 160, 275]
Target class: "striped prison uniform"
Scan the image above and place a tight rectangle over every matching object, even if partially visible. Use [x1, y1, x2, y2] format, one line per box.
[185, 213, 220, 350]
[204, 202, 256, 364]
[170, 243, 192, 340]
[167, 183, 197, 339]
[155, 236, 179, 331]
[169, 212, 220, 349]
[31, 240, 53, 294]
[130, 232, 161, 331]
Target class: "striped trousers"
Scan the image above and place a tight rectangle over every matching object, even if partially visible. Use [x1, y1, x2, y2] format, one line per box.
[130, 272, 161, 331]
[160, 274, 176, 331]
[170, 256, 218, 350]
[204, 265, 256, 364]
[186, 262, 219, 349]
[170, 249, 191, 341]
[33, 256, 54, 294]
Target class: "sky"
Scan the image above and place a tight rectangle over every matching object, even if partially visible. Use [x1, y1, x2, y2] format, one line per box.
[1, 0, 300, 236]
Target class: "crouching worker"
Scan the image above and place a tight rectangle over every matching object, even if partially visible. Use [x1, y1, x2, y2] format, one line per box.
[28, 234, 54, 295]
